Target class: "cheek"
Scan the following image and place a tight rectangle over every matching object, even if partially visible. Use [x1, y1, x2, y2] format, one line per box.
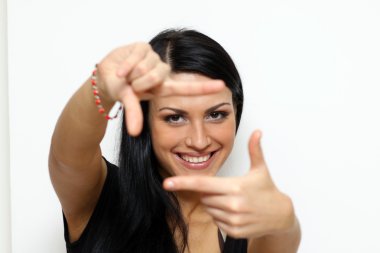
[150, 122, 184, 156]
[151, 128, 171, 171]
[151, 126, 170, 154]
[208, 119, 236, 147]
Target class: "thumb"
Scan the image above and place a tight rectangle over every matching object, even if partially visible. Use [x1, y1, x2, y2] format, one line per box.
[249, 130, 266, 170]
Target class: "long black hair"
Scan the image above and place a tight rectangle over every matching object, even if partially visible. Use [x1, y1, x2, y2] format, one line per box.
[87, 29, 243, 253]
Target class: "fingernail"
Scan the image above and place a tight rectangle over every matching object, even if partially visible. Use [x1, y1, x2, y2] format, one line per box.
[166, 180, 175, 189]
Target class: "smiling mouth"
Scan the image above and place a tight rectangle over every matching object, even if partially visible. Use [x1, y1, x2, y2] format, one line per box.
[174, 151, 217, 170]
[179, 153, 213, 163]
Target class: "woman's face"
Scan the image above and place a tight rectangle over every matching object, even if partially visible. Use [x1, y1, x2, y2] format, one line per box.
[149, 72, 236, 178]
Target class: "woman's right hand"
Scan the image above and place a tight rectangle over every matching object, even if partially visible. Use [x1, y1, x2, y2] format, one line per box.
[95, 42, 225, 136]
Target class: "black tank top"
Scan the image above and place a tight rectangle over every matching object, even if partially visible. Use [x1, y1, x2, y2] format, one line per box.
[63, 158, 247, 253]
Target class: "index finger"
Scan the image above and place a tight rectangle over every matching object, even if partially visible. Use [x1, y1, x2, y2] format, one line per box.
[163, 176, 233, 194]
[120, 85, 143, 136]
[157, 79, 225, 97]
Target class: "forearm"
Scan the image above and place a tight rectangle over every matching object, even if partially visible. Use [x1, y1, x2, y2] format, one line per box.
[248, 217, 301, 253]
[50, 77, 115, 166]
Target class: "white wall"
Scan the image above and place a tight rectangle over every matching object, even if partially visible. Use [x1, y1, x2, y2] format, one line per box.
[1, 0, 11, 252]
[6, 0, 380, 252]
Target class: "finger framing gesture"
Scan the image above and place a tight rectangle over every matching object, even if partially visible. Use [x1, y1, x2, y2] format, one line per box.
[96, 43, 225, 136]
[164, 131, 296, 239]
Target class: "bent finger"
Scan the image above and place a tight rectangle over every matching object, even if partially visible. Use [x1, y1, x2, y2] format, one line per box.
[128, 50, 161, 81]
[206, 207, 249, 227]
[214, 221, 247, 239]
[117, 43, 150, 78]
[131, 62, 170, 93]
[201, 195, 250, 213]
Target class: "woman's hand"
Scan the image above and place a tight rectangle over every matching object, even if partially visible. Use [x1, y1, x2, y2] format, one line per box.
[96, 42, 225, 136]
[163, 130, 296, 240]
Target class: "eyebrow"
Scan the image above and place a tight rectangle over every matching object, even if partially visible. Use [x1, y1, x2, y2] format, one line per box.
[158, 102, 232, 115]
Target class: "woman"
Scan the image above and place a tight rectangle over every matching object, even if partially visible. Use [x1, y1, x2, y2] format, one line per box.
[49, 29, 301, 253]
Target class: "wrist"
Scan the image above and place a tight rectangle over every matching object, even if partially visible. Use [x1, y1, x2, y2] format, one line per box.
[90, 65, 122, 120]
[249, 217, 301, 253]
[92, 65, 115, 105]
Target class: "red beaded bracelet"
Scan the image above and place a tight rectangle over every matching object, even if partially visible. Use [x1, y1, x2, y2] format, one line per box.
[91, 64, 123, 120]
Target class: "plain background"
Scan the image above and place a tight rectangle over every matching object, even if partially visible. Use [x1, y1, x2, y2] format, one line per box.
[2, 0, 380, 252]
[1, 0, 11, 252]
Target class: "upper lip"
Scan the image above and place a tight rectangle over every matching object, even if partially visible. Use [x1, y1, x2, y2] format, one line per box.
[175, 150, 219, 157]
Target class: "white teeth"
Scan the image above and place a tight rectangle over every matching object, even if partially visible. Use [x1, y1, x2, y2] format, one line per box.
[180, 154, 211, 163]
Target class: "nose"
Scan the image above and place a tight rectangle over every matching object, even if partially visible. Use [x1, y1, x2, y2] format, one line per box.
[185, 121, 211, 150]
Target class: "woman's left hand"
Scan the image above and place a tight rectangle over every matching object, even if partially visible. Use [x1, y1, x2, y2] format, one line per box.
[163, 130, 296, 239]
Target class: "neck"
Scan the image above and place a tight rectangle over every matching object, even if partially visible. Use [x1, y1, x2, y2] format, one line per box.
[159, 169, 211, 223]
[175, 191, 211, 224]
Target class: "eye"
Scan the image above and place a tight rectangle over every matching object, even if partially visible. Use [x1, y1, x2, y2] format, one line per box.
[164, 114, 186, 124]
[206, 111, 229, 121]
